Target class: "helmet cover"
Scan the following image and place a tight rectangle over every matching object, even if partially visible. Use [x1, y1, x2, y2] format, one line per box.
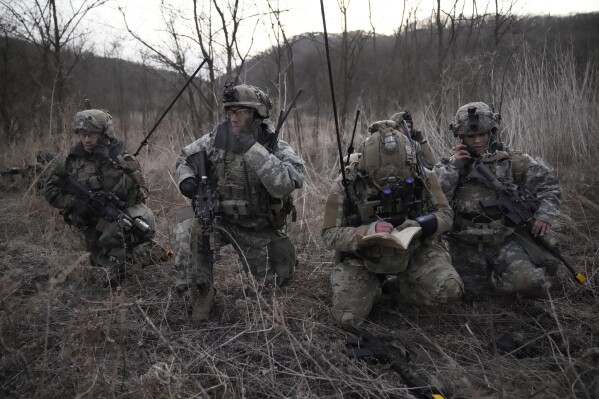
[73, 109, 114, 136]
[223, 82, 273, 118]
[450, 102, 500, 137]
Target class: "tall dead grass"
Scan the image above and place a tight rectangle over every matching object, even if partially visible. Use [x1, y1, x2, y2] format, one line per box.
[0, 44, 598, 398]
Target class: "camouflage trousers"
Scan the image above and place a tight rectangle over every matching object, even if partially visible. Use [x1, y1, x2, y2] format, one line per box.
[174, 215, 296, 289]
[84, 203, 159, 277]
[446, 230, 558, 299]
[330, 242, 463, 327]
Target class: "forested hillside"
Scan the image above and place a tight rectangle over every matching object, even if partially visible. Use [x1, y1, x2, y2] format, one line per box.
[1, 4, 598, 398]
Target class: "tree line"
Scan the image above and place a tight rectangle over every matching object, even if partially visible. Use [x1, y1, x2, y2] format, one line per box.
[1, 0, 597, 154]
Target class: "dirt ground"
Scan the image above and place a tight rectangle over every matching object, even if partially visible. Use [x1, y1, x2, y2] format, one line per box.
[0, 181, 598, 399]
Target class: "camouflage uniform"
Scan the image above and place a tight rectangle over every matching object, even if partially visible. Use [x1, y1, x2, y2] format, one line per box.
[389, 110, 438, 169]
[44, 109, 159, 281]
[433, 102, 562, 298]
[322, 120, 463, 327]
[174, 84, 304, 319]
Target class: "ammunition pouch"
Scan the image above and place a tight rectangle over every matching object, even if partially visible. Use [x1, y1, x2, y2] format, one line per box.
[220, 199, 251, 218]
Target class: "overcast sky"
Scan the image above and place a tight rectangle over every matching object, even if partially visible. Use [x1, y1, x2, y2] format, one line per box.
[90, 0, 599, 66]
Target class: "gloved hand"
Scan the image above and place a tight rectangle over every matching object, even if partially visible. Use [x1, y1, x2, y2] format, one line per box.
[93, 144, 110, 160]
[236, 132, 256, 153]
[410, 129, 424, 143]
[179, 177, 199, 199]
[66, 200, 95, 224]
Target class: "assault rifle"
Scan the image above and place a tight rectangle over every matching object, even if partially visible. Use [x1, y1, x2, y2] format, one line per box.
[186, 150, 219, 317]
[469, 161, 587, 284]
[344, 327, 446, 399]
[61, 175, 155, 243]
[0, 167, 21, 177]
[1, 164, 45, 179]
[187, 150, 219, 231]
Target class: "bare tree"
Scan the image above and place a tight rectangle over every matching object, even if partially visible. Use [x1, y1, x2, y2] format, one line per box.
[337, 0, 370, 128]
[123, 0, 262, 127]
[0, 0, 107, 135]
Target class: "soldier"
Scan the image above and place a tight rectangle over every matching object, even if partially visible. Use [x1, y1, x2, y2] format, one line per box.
[322, 119, 463, 328]
[433, 102, 562, 299]
[389, 109, 438, 169]
[175, 83, 304, 321]
[44, 109, 163, 286]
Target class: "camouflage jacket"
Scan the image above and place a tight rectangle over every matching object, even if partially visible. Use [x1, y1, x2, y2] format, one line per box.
[176, 120, 304, 228]
[44, 138, 147, 213]
[433, 147, 561, 231]
[417, 140, 438, 169]
[321, 161, 453, 253]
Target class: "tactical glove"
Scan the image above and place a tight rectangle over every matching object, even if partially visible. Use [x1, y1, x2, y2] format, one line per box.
[65, 200, 95, 225]
[179, 177, 199, 199]
[93, 144, 110, 160]
[410, 129, 424, 143]
[236, 132, 256, 153]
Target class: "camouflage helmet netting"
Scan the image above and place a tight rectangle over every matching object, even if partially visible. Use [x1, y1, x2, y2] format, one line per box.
[223, 83, 273, 118]
[389, 110, 412, 125]
[73, 109, 114, 136]
[450, 102, 500, 137]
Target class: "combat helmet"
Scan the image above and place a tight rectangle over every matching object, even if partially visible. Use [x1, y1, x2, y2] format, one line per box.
[450, 102, 500, 137]
[73, 109, 114, 137]
[223, 82, 273, 118]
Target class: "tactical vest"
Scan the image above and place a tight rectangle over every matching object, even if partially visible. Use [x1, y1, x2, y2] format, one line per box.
[354, 123, 424, 223]
[452, 150, 519, 244]
[349, 123, 424, 273]
[66, 153, 147, 206]
[67, 156, 104, 192]
[213, 148, 298, 230]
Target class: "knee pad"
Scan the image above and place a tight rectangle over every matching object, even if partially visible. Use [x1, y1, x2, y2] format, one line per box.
[492, 259, 549, 295]
[331, 309, 364, 328]
[441, 277, 464, 303]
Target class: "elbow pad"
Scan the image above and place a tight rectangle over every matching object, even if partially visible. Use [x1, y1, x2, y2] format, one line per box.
[415, 214, 438, 238]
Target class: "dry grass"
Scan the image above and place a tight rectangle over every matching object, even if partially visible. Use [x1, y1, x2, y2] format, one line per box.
[1, 130, 598, 399]
[1, 47, 599, 398]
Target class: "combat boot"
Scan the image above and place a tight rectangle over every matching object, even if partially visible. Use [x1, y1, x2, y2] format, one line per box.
[190, 284, 215, 322]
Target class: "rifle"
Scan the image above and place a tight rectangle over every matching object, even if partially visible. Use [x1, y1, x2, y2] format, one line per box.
[269, 88, 303, 153]
[186, 150, 219, 310]
[61, 175, 156, 244]
[0, 167, 21, 177]
[188, 150, 219, 230]
[134, 59, 207, 156]
[469, 161, 587, 284]
[344, 327, 446, 399]
[187, 150, 219, 269]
